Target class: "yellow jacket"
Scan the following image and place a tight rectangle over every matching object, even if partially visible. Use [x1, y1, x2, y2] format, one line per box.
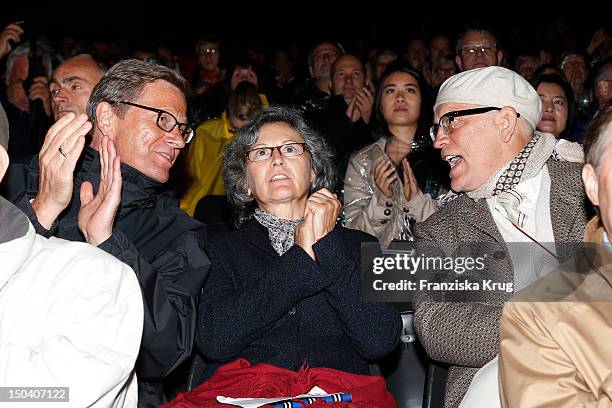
[180, 112, 234, 216]
[180, 94, 268, 216]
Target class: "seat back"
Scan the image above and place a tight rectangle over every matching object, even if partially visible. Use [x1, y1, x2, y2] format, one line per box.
[377, 311, 428, 408]
[194, 195, 232, 232]
[423, 361, 448, 408]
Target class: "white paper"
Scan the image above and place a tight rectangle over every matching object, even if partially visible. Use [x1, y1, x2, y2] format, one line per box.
[217, 386, 332, 407]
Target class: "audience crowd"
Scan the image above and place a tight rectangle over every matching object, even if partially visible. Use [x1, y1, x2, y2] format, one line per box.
[0, 18, 611, 408]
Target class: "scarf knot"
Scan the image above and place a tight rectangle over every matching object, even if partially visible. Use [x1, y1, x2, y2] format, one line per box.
[464, 131, 582, 227]
[254, 209, 304, 256]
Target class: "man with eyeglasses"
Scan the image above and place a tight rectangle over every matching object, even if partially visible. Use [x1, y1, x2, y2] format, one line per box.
[413, 66, 587, 407]
[11, 59, 211, 408]
[454, 26, 502, 72]
[193, 35, 224, 95]
[292, 40, 343, 114]
[188, 35, 226, 125]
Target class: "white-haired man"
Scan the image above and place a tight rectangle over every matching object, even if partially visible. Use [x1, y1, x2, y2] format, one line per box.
[413, 66, 588, 407]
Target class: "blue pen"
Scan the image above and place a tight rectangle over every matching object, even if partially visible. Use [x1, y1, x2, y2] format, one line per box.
[323, 393, 352, 403]
[299, 393, 353, 405]
[270, 401, 304, 408]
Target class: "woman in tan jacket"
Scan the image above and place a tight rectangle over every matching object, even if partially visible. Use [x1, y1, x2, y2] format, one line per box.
[343, 62, 447, 248]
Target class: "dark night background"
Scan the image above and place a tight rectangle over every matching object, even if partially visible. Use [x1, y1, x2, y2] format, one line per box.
[2, 5, 609, 58]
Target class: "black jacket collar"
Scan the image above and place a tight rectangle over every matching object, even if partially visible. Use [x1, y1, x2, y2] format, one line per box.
[238, 217, 280, 258]
[77, 146, 170, 203]
[64, 147, 204, 258]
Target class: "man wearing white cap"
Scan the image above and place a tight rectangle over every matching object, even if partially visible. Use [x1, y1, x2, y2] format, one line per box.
[413, 66, 588, 407]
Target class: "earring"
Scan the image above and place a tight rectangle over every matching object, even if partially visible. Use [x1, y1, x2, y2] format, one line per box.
[247, 188, 252, 197]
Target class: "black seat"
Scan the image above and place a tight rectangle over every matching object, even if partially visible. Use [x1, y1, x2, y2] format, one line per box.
[193, 195, 232, 233]
[423, 361, 448, 408]
[374, 309, 428, 408]
[374, 307, 448, 408]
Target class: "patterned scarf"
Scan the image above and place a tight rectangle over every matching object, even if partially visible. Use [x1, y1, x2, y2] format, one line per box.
[467, 132, 557, 200]
[254, 209, 304, 256]
[466, 132, 580, 228]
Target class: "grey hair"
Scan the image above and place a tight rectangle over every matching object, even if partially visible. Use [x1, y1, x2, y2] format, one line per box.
[5, 41, 58, 85]
[307, 41, 344, 68]
[223, 105, 337, 226]
[86, 59, 189, 131]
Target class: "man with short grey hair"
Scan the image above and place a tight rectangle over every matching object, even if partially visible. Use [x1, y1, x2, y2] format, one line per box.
[293, 40, 343, 114]
[12, 59, 210, 407]
[454, 26, 502, 72]
[414, 66, 588, 407]
[49, 53, 106, 120]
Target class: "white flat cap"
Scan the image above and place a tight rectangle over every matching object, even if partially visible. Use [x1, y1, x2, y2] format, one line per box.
[434, 66, 542, 128]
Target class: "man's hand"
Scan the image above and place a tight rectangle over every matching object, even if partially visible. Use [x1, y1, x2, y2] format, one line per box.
[353, 87, 374, 124]
[373, 159, 397, 199]
[0, 22, 24, 59]
[587, 28, 608, 55]
[295, 188, 341, 260]
[78, 136, 122, 246]
[345, 96, 360, 123]
[32, 113, 91, 229]
[28, 76, 52, 116]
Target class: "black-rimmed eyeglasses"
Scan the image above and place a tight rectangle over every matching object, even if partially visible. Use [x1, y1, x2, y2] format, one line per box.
[429, 107, 520, 141]
[116, 101, 194, 143]
[245, 143, 309, 162]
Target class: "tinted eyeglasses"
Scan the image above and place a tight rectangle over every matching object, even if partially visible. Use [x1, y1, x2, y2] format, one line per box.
[461, 43, 497, 55]
[200, 48, 219, 56]
[245, 143, 309, 162]
[429, 107, 520, 141]
[116, 101, 194, 143]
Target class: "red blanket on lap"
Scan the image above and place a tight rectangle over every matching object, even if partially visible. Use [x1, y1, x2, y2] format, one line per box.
[162, 359, 397, 408]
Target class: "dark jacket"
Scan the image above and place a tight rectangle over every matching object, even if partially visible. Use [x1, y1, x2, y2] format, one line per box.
[0, 89, 52, 164]
[196, 218, 402, 381]
[291, 79, 331, 115]
[13, 147, 210, 408]
[306, 95, 373, 182]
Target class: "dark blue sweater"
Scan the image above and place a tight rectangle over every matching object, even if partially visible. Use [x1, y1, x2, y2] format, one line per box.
[196, 218, 401, 380]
